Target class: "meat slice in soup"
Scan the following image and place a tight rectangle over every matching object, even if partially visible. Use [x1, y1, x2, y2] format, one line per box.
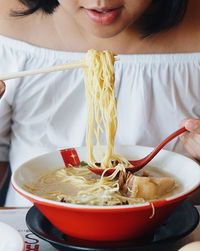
[119, 172, 175, 200]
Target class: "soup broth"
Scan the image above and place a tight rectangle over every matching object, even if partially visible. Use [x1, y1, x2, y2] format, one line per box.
[24, 166, 178, 206]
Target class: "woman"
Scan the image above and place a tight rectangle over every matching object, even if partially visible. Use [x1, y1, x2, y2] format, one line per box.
[0, 0, 199, 206]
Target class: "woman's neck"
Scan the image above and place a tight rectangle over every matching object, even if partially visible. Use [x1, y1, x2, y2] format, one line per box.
[0, 0, 200, 54]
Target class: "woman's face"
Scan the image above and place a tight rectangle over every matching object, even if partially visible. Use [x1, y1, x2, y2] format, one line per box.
[58, 0, 152, 38]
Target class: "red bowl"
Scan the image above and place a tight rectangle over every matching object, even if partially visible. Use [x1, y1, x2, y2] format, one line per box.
[12, 145, 200, 241]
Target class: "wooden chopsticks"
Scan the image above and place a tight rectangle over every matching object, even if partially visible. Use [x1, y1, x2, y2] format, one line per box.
[0, 60, 86, 81]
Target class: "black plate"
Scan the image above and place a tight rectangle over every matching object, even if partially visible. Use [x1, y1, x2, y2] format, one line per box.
[26, 201, 199, 251]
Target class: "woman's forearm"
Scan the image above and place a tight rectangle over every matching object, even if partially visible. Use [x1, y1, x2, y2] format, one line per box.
[0, 161, 9, 190]
[0, 80, 5, 97]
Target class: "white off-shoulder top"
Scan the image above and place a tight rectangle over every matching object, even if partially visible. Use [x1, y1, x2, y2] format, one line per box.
[0, 35, 199, 206]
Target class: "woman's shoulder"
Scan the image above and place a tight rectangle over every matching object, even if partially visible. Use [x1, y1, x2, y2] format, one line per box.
[0, 5, 28, 39]
[0, 0, 27, 37]
[0, 1, 55, 48]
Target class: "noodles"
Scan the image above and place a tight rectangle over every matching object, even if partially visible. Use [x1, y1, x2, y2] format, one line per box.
[24, 49, 177, 207]
[84, 49, 130, 169]
[24, 166, 176, 206]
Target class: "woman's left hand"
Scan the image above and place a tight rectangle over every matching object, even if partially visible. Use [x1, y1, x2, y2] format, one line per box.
[180, 118, 200, 162]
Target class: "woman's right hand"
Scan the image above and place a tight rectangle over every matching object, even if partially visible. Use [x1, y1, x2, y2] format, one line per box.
[0, 81, 5, 98]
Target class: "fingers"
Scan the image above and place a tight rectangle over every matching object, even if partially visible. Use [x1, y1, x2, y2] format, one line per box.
[0, 80, 5, 98]
[180, 132, 200, 159]
[180, 118, 200, 161]
[184, 118, 200, 134]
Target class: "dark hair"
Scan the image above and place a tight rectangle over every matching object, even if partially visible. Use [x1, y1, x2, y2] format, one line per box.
[15, 0, 59, 15]
[15, 0, 188, 36]
[136, 0, 188, 36]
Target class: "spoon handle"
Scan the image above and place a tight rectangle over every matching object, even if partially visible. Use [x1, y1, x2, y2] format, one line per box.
[130, 127, 187, 171]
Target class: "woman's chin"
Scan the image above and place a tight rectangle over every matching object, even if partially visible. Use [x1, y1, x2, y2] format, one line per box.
[81, 21, 128, 39]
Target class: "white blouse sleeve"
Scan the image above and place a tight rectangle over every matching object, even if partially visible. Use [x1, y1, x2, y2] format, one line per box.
[0, 37, 18, 162]
[0, 96, 11, 161]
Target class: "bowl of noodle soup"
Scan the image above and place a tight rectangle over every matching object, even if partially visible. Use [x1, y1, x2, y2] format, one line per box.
[11, 49, 200, 241]
[12, 145, 200, 241]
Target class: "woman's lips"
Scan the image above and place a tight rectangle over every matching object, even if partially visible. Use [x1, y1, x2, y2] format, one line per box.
[84, 8, 122, 25]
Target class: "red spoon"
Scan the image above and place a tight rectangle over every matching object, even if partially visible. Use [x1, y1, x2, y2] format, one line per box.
[88, 127, 187, 176]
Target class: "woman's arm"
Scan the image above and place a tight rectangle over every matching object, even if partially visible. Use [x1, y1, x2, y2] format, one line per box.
[0, 81, 5, 97]
[0, 89, 12, 190]
[180, 118, 200, 205]
[0, 161, 9, 191]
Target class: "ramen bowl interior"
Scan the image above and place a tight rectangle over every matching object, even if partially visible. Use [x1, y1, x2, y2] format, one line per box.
[12, 145, 200, 241]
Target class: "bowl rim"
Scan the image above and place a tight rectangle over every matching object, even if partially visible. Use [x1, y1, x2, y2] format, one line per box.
[11, 145, 200, 211]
